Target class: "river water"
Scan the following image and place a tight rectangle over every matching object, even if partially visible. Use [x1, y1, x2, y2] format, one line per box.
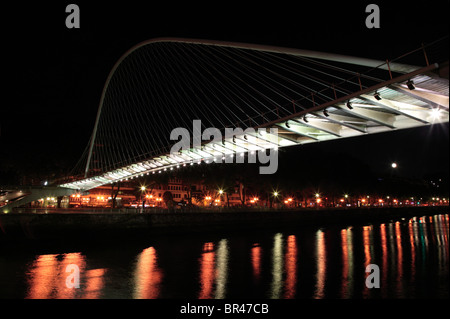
[0, 212, 448, 299]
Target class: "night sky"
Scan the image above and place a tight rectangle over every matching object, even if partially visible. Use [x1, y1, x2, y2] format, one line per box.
[1, 1, 449, 184]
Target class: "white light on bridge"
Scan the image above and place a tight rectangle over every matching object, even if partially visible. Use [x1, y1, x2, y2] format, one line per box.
[391, 162, 398, 168]
[431, 108, 441, 120]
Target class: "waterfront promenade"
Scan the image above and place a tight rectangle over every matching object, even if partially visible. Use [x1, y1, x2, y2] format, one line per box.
[0, 206, 446, 240]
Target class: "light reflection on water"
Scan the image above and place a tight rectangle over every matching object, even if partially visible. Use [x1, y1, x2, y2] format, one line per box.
[314, 230, 326, 299]
[284, 235, 297, 299]
[25, 252, 107, 299]
[340, 227, 354, 298]
[270, 233, 283, 299]
[214, 239, 228, 299]
[9, 213, 449, 299]
[198, 242, 215, 299]
[133, 247, 162, 299]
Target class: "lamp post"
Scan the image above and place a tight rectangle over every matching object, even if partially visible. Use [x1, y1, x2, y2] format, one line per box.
[140, 186, 146, 212]
[390, 162, 397, 177]
[315, 193, 320, 207]
[218, 189, 223, 206]
[271, 191, 279, 209]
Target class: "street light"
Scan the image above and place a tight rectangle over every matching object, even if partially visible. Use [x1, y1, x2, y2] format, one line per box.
[139, 186, 146, 211]
[271, 191, 279, 208]
[391, 162, 397, 169]
[344, 194, 349, 206]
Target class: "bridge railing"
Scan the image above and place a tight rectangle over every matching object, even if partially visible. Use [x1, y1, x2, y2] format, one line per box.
[243, 36, 449, 129]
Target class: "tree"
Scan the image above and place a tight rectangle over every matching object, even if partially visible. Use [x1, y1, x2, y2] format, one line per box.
[163, 191, 174, 210]
[175, 164, 207, 206]
[110, 181, 121, 208]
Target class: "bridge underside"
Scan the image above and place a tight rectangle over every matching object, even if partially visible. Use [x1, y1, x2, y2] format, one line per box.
[59, 63, 449, 192]
[0, 187, 76, 213]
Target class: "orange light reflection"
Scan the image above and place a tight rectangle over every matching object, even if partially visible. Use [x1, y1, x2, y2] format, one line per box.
[83, 268, 107, 299]
[133, 247, 162, 299]
[199, 242, 215, 299]
[314, 230, 326, 299]
[395, 222, 404, 297]
[26, 254, 59, 299]
[340, 228, 353, 298]
[26, 253, 86, 299]
[284, 235, 297, 299]
[251, 244, 261, 281]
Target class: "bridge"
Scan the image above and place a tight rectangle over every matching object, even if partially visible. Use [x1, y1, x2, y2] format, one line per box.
[1, 37, 448, 213]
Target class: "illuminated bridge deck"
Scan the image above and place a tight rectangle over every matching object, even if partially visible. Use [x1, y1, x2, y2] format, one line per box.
[59, 63, 449, 191]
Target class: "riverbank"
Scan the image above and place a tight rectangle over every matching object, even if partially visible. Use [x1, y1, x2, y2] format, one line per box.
[0, 205, 447, 241]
